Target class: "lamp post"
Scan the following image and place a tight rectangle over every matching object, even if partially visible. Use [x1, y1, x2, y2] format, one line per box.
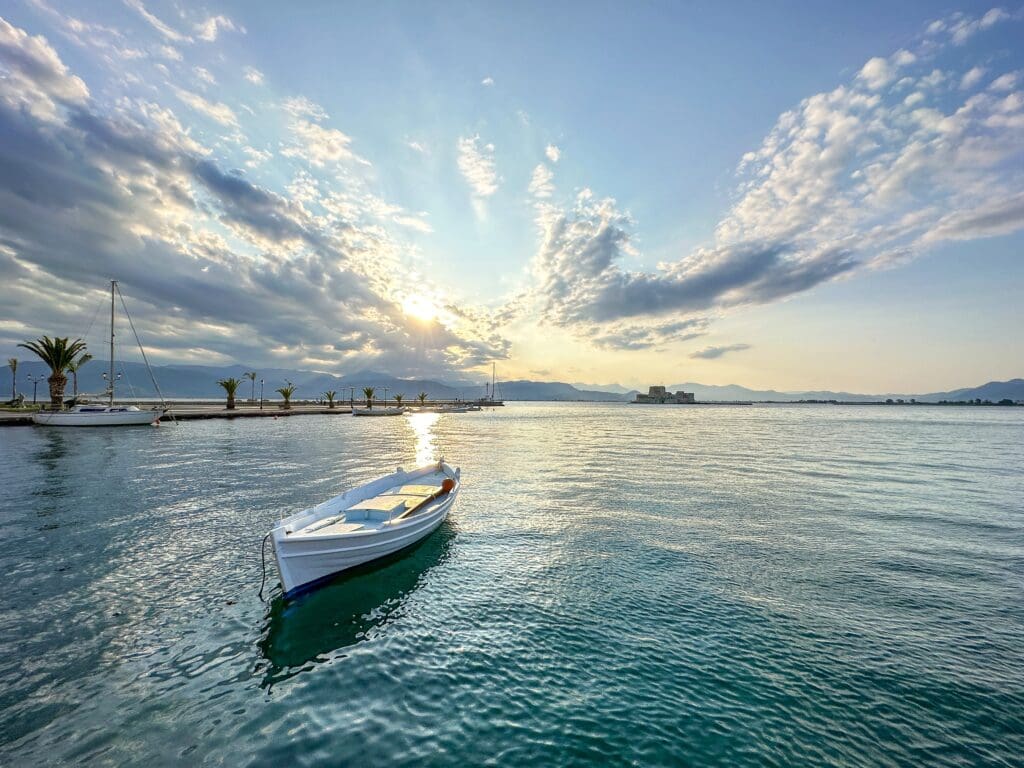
[259, 378, 264, 410]
[27, 374, 44, 405]
[349, 387, 354, 409]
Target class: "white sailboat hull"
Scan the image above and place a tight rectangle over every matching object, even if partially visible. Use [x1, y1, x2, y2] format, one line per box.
[271, 461, 460, 597]
[32, 406, 164, 426]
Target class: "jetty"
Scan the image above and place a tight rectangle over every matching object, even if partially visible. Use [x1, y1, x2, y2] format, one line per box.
[0, 398, 502, 426]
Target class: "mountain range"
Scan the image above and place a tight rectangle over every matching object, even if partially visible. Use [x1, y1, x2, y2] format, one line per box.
[6, 360, 1022, 403]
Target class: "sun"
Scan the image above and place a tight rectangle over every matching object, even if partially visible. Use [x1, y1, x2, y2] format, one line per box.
[401, 293, 440, 323]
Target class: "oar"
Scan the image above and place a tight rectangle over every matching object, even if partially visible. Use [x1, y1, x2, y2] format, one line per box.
[394, 478, 456, 521]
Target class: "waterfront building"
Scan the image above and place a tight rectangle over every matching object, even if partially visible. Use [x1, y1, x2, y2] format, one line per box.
[634, 385, 695, 404]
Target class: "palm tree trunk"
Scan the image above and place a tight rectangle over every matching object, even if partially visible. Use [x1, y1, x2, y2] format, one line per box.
[48, 372, 67, 408]
[226, 393, 235, 410]
[72, 371, 78, 397]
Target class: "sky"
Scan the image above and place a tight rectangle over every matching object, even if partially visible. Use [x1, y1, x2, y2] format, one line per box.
[0, 0, 1022, 392]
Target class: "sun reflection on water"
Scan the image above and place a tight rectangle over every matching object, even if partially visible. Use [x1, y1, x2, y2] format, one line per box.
[407, 411, 441, 465]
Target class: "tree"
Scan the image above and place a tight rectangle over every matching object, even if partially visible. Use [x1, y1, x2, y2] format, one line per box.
[394, 393, 403, 407]
[244, 371, 257, 402]
[17, 336, 87, 407]
[7, 358, 16, 401]
[418, 391, 427, 407]
[218, 377, 241, 410]
[277, 382, 296, 409]
[66, 352, 93, 397]
[362, 386, 375, 409]
[324, 390, 336, 408]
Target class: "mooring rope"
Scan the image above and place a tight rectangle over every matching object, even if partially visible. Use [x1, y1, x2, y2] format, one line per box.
[258, 532, 272, 601]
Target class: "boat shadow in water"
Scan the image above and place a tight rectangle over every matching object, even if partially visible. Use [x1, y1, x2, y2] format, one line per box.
[258, 521, 457, 686]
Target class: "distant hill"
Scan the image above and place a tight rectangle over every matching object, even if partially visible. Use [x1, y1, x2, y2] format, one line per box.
[7, 360, 1021, 404]
[668, 379, 1024, 403]
[496, 380, 631, 401]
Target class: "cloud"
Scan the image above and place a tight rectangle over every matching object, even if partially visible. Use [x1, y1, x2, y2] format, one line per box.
[591, 319, 708, 351]
[528, 163, 554, 198]
[481, 76, 494, 86]
[960, 66, 986, 89]
[281, 95, 327, 121]
[195, 15, 238, 42]
[689, 343, 751, 360]
[172, 87, 238, 127]
[856, 50, 914, 90]
[524, 12, 1024, 348]
[242, 145, 271, 167]
[243, 66, 264, 85]
[0, 16, 89, 119]
[457, 134, 499, 209]
[123, 0, 187, 42]
[282, 118, 365, 167]
[922, 193, 1024, 244]
[194, 66, 215, 85]
[407, 140, 426, 153]
[545, 144, 560, 163]
[989, 71, 1019, 92]
[0, 15, 507, 378]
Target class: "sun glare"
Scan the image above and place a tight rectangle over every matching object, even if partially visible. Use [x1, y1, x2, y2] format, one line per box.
[402, 294, 439, 323]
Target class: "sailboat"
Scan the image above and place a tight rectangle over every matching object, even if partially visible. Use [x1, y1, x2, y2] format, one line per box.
[32, 281, 167, 427]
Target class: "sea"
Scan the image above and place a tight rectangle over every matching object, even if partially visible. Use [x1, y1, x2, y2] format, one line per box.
[1, 403, 1021, 766]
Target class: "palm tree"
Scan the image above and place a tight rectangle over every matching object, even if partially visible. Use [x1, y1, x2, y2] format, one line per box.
[66, 352, 93, 397]
[244, 371, 257, 403]
[17, 336, 87, 407]
[394, 393, 404, 408]
[277, 382, 296, 410]
[417, 391, 427, 407]
[7, 358, 16, 401]
[218, 377, 241, 410]
[362, 386, 375, 409]
[324, 390, 336, 408]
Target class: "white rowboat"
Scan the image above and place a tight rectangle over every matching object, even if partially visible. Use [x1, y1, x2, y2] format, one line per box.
[270, 460, 461, 597]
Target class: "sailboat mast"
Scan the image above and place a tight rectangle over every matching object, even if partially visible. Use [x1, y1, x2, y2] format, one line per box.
[109, 279, 116, 406]
[491, 362, 495, 402]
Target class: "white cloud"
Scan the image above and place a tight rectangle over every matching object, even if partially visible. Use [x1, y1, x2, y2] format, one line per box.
[282, 95, 327, 121]
[282, 119, 366, 167]
[545, 144, 561, 163]
[989, 71, 1019, 91]
[123, 0, 187, 42]
[857, 58, 895, 90]
[172, 87, 238, 127]
[947, 7, 1011, 45]
[457, 134, 499, 199]
[156, 44, 181, 61]
[242, 146, 272, 167]
[407, 140, 427, 153]
[194, 66, 216, 85]
[195, 15, 238, 43]
[528, 163, 554, 198]
[960, 66, 987, 89]
[481, 76, 494, 86]
[243, 66, 264, 85]
[0, 17, 89, 120]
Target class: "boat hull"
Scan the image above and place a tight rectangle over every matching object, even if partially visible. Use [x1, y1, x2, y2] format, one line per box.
[270, 463, 459, 597]
[32, 409, 164, 426]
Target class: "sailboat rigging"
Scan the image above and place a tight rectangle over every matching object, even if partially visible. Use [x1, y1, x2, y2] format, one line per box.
[32, 280, 168, 427]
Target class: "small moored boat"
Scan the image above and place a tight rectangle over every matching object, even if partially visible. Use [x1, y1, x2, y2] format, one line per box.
[352, 406, 404, 416]
[33, 404, 162, 426]
[269, 460, 460, 597]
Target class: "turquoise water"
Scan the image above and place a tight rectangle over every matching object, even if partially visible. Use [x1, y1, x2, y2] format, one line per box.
[1, 403, 1022, 766]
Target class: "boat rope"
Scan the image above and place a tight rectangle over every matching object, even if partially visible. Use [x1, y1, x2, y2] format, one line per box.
[117, 285, 174, 423]
[258, 532, 272, 601]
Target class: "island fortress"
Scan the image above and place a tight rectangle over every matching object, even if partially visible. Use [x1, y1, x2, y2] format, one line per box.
[634, 386, 696, 404]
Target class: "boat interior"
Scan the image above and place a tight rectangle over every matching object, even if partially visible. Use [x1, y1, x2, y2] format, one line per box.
[292, 469, 454, 537]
